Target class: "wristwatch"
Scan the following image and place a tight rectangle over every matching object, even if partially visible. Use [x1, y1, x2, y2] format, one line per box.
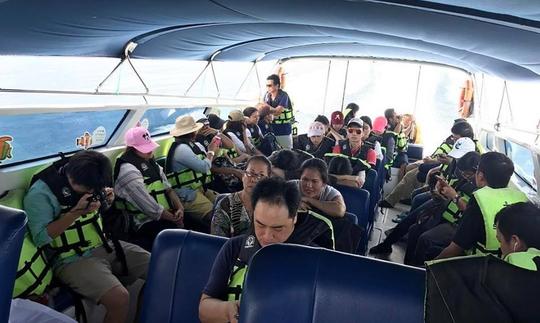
[452, 194, 461, 204]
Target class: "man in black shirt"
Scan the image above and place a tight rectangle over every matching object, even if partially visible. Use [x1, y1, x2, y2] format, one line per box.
[199, 177, 313, 323]
[437, 152, 527, 260]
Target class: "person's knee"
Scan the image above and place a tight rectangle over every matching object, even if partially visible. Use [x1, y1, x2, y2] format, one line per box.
[100, 285, 130, 311]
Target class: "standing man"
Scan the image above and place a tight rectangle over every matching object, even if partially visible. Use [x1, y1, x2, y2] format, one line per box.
[261, 74, 294, 149]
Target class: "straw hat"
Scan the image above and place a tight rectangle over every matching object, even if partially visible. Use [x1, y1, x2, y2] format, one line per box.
[170, 115, 203, 137]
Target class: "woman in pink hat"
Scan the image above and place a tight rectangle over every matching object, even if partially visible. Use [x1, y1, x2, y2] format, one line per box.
[114, 126, 185, 251]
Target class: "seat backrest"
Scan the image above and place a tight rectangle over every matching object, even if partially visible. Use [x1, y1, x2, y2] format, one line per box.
[334, 185, 369, 229]
[362, 169, 379, 223]
[343, 212, 358, 225]
[0, 205, 27, 322]
[240, 244, 425, 323]
[140, 229, 228, 323]
[407, 144, 424, 162]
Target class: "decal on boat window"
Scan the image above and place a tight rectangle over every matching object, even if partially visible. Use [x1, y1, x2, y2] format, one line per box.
[75, 131, 93, 150]
[0, 135, 14, 163]
[92, 126, 107, 145]
[140, 118, 150, 129]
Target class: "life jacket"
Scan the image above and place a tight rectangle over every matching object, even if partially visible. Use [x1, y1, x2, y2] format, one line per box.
[13, 233, 53, 298]
[31, 158, 110, 261]
[220, 193, 251, 237]
[227, 234, 261, 301]
[504, 248, 540, 271]
[386, 129, 408, 152]
[114, 150, 172, 225]
[471, 187, 528, 256]
[441, 178, 476, 224]
[325, 139, 371, 174]
[295, 134, 333, 158]
[164, 139, 212, 190]
[430, 136, 454, 158]
[246, 124, 262, 147]
[266, 89, 294, 125]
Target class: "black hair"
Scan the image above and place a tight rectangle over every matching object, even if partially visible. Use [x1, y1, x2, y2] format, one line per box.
[175, 132, 196, 141]
[251, 177, 300, 218]
[246, 155, 272, 176]
[451, 121, 475, 139]
[300, 158, 329, 184]
[269, 149, 298, 171]
[224, 120, 245, 134]
[495, 202, 540, 249]
[384, 108, 396, 120]
[477, 151, 514, 188]
[345, 103, 359, 115]
[328, 156, 353, 176]
[65, 150, 112, 190]
[454, 118, 467, 124]
[315, 115, 330, 126]
[360, 115, 372, 129]
[208, 114, 225, 130]
[243, 107, 258, 118]
[456, 151, 481, 172]
[267, 74, 281, 87]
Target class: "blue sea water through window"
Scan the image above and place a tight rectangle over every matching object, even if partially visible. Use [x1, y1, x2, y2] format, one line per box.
[140, 107, 205, 136]
[0, 110, 127, 167]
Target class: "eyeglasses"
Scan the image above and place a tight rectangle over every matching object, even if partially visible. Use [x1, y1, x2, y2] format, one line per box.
[244, 172, 267, 180]
[347, 128, 362, 135]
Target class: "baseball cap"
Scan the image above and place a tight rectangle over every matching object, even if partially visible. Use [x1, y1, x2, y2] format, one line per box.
[308, 122, 326, 137]
[125, 126, 159, 153]
[347, 117, 364, 128]
[331, 111, 344, 125]
[448, 137, 476, 159]
[196, 117, 210, 125]
[228, 110, 245, 122]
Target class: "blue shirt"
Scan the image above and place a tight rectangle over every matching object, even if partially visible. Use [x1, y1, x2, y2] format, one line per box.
[171, 142, 211, 201]
[265, 89, 293, 136]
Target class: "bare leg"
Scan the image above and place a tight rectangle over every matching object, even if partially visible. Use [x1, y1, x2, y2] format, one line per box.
[100, 285, 130, 323]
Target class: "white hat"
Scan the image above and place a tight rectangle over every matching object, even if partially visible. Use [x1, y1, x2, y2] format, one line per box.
[448, 137, 476, 158]
[308, 121, 325, 137]
[347, 117, 364, 128]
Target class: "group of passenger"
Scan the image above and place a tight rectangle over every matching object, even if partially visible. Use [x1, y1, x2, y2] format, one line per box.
[9, 72, 540, 323]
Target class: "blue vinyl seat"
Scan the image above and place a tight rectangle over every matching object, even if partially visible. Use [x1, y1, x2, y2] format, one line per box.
[0, 205, 27, 322]
[140, 229, 228, 323]
[240, 244, 425, 323]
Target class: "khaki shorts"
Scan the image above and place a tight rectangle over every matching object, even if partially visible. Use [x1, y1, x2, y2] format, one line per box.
[183, 189, 217, 219]
[54, 241, 150, 303]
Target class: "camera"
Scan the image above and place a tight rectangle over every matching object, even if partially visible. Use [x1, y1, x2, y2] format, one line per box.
[87, 189, 110, 211]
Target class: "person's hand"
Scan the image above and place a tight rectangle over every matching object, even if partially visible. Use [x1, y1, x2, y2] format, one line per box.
[437, 154, 451, 164]
[208, 137, 221, 154]
[439, 180, 458, 200]
[104, 187, 115, 205]
[73, 193, 100, 215]
[226, 301, 240, 323]
[274, 106, 285, 115]
[300, 197, 312, 211]
[423, 156, 434, 163]
[172, 208, 184, 227]
[200, 127, 217, 136]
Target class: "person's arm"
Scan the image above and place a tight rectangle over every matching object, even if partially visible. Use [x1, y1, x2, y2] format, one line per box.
[173, 144, 213, 174]
[302, 194, 346, 218]
[436, 242, 464, 260]
[327, 128, 344, 142]
[227, 132, 247, 153]
[333, 174, 361, 188]
[199, 239, 241, 323]
[385, 137, 395, 162]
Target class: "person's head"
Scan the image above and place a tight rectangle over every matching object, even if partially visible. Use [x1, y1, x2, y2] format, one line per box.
[251, 177, 300, 247]
[266, 74, 281, 93]
[226, 110, 246, 133]
[359, 116, 372, 140]
[402, 114, 414, 127]
[372, 116, 388, 135]
[299, 158, 329, 199]
[307, 121, 326, 146]
[346, 118, 364, 145]
[455, 151, 481, 183]
[314, 115, 330, 133]
[65, 150, 112, 194]
[384, 108, 399, 126]
[328, 156, 353, 176]
[196, 118, 210, 134]
[242, 156, 272, 194]
[495, 202, 540, 257]
[207, 113, 226, 130]
[269, 149, 298, 178]
[447, 137, 476, 159]
[170, 115, 204, 142]
[476, 152, 514, 189]
[125, 126, 159, 159]
[451, 121, 474, 140]
[331, 111, 345, 131]
[345, 103, 359, 117]
[243, 107, 259, 125]
[258, 104, 273, 123]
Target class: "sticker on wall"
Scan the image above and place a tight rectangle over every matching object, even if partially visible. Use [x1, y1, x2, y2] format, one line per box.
[92, 126, 107, 145]
[140, 118, 149, 129]
[0, 135, 14, 163]
[76, 132, 93, 150]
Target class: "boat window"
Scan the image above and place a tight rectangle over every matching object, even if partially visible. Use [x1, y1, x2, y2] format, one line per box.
[0, 109, 128, 167]
[141, 107, 205, 136]
[504, 140, 537, 190]
[484, 131, 494, 151]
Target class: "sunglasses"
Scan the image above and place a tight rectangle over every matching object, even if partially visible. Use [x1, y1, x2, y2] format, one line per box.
[347, 128, 362, 135]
